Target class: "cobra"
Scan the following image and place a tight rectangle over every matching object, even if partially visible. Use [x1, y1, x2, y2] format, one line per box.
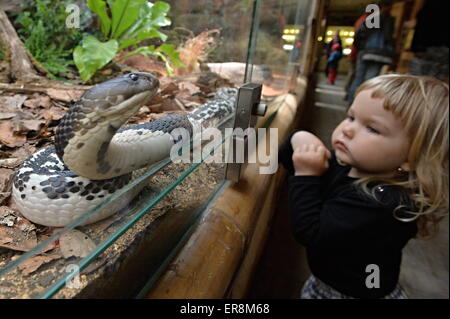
[12, 72, 236, 227]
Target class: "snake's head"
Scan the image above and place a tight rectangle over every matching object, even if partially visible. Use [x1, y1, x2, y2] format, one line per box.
[54, 72, 159, 163]
[81, 72, 160, 117]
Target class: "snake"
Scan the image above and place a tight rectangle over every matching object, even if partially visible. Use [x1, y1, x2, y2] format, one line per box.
[11, 72, 237, 227]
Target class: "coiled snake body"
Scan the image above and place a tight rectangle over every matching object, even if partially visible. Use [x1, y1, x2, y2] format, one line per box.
[12, 73, 236, 227]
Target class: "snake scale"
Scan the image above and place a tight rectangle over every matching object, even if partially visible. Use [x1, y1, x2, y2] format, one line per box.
[11, 72, 237, 227]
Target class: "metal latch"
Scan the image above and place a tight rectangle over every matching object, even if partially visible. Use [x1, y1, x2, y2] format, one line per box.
[225, 83, 267, 182]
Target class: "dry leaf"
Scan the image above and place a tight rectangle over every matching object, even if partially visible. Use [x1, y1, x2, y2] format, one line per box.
[0, 225, 38, 252]
[35, 234, 59, 253]
[0, 150, 32, 169]
[13, 119, 43, 133]
[176, 29, 220, 75]
[0, 168, 13, 190]
[0, 192, 11, 206]
[15, 216, 36, 233]
[0, 206, 16, 227]
[184, 100, 201, 108]
[160, 82, 179, 96]
[0, 206, 40, 252]
[117, 52, 167, 75]
[178, 81, 201, 95]
[46, 88, 84, 102]
[18, 254, 60, 275]
[23, 95, 52, 109]
[0, 95, 28, 111]
[40, 106, 66, 121]
[59, 229, 96, 258]
[10, 143, 36, 165]
[149, 100, 180, 116]
[0, 226, 12, 244]
[0, 158, 23, 168]
[0, 169, 13, 205]
[0, 112, 17, 120]
[0, 120, 26, 147]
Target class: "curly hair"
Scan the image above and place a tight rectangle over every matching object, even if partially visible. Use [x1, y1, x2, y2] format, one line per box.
[353, 74, 449, 238]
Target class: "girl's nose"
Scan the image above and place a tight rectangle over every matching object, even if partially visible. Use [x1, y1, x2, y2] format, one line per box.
[342, 122, 354, 138]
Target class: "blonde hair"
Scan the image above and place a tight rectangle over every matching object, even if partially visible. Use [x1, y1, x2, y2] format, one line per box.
[354, 74, 449, 238]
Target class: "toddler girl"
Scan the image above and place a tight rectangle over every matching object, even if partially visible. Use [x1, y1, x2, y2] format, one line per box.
[279, 74, 448, 298]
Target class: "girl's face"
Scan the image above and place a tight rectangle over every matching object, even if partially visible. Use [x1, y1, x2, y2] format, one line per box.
[331, 89, 411, 178]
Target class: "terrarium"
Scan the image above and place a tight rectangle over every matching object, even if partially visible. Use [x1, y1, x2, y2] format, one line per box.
[0, 0, 313, 298]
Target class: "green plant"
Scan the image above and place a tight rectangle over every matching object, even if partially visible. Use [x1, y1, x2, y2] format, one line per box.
[74, 0, 183, 82]
[13, 0, 84, 77]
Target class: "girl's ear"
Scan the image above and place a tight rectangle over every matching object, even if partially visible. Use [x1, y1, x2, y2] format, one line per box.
[400, 162, 411, 172]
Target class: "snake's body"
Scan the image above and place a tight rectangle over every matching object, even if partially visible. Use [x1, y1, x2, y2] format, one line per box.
[12, 73, 236, 227]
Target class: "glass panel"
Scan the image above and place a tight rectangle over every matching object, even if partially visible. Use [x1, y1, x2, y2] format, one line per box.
[163, 0, 257, 84]
[1, 0, 259, 298]
[0, 114, 234, 298]
[247, 0, 313, 97]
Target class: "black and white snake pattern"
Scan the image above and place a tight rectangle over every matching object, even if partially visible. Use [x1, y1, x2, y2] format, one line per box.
[12, 72, 237, 226]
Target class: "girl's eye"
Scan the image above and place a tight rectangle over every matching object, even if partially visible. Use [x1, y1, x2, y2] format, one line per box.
[346, 115, 354, 121]
[367, 126, 380, 134]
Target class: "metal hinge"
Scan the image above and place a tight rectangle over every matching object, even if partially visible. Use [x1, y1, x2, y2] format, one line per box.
[225, 83, 267, 182]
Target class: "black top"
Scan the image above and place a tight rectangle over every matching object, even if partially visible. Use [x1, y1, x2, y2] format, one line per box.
[279, 134, 417, 298]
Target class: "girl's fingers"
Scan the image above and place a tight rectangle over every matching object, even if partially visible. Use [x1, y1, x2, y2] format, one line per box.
[303, 144, 310, 152]
[296, 144, 331, 157]
[317, 146, 332, 162]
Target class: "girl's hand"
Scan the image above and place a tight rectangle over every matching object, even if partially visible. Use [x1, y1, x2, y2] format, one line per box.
[292, 144, 331, 176]
[291, 131, 324, 150]
[290, 131, 331, 176]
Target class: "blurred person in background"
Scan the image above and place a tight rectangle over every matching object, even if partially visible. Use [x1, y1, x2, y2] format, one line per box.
[324, 30, 342, 78]
[347, 0, 395, 104]
[327, 43, 342, 85]
[409, 0, 449, 82]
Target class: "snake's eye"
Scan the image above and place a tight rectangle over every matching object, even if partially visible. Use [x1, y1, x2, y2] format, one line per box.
[129, 73, 139, 81]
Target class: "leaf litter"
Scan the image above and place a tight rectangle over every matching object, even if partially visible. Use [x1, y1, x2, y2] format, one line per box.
[0, 69, 233, 295]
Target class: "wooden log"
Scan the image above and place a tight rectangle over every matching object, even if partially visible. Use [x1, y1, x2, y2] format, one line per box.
[226, 168, 287, 298]
[0, 10, 42, 82]
[145, 90, 301, 299]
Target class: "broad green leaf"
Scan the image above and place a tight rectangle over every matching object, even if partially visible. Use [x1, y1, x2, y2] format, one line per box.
[118, 28, 166, 51]
[121, 44, 181, 76]
[73, 36, 118, 82]
[137, 48, 174, 76]
[149, 2, 171, 27]
[87, 0, 111, 38]
[157, 43, 184, 67]
[117, 1, 170, 45]
[153, 51, 174, 76]
[116, 45, 156, 61]
[109, 0, 147, 39]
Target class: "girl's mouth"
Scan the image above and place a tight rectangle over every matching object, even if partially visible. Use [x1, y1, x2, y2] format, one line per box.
[334, 140, 348, 151]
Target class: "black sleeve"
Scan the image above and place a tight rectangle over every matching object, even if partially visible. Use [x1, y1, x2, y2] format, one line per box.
[278, 132, 295, 174]
[288, 175, 323, 246]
